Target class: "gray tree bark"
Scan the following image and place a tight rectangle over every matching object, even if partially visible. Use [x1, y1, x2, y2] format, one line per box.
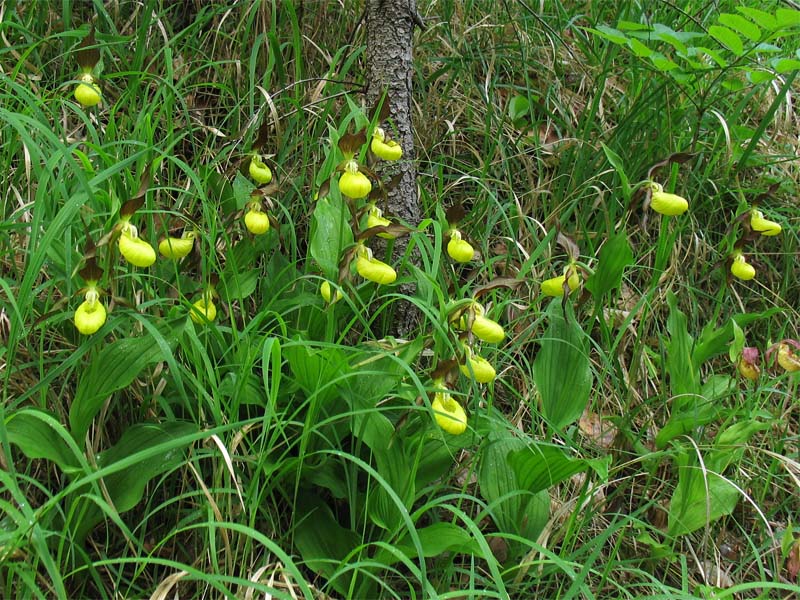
[365, 0, 422, 335]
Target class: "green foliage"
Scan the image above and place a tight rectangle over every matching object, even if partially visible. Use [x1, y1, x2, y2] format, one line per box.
[534, 301, 593, 430]
[310, 195, 353, 281]
[69, 322, 184, 445]
[668, 418, 771, 536]
[479, 437, 550, 559]
[1, 1, 798, 598]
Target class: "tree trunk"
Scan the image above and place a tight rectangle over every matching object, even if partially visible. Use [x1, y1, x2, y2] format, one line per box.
[365, 0, 422, 335]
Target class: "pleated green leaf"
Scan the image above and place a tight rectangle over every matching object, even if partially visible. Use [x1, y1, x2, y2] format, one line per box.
[534, 301, 592, 430]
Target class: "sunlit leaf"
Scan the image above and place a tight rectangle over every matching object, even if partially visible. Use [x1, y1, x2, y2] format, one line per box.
[776, 9, 800, 28]
[709, 25, 744, 56]
[736, 7, 777, 31]
[649, 52, 679, 72]
[718, 13, 761, 42]
[772, 58, 800, 73]
[590, 25, 628, 45]
[617, 20, 652, 32]
[689, 46, 728, 68]
[628, 38, 652, 58]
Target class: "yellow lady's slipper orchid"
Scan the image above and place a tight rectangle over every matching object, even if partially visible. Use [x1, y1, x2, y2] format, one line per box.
[320, 280, 342, 304]
[339, 160, 372, 199]
[370, 128, 403, 161]
[730, 252, 755, 281]
[118, 225, 156, 267]
[447, 229, 474, 263]
[776, 343, 800, 373]
[366, 205, 396, 239]
[649, 183, 688, 216]
[245, 208, 270, 235]
[472, 314, 505, 343]
[750, 209, 781, 236]
[355, 247, 396, 284]
[454, 302, 505, 343]
[159, 232, 195, 259]
[249, 155, 273, 184]
[190, 297, 217, 324]
[459, 347, 496, 383]
[737, 347, 760, 381]
[431, 389, 468, 435]
[74, 73, 101, 107]
[73, 287, 106, 335]
[541, 271, 581, 297]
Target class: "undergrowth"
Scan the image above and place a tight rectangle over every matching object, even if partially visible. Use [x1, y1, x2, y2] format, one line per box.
[1, 1, 799, 598]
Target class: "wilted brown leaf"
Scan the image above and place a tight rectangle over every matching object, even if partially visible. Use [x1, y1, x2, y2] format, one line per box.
[786, 539, 800, 581]
[578, 410, 617, 449]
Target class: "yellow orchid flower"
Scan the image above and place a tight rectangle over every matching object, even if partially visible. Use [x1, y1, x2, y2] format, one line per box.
[249, 155, 273, 184]
[459, 347, 496, 383]
[355, 246, 396, 285]
[190, 295, 217, 324]
[320, 280, 343, 304]
[649, 182, 688, 216]
[370, 127, 403, 161]
[750, 209, 781, 236]
[431, 388, 468, 435]
[118, 224, 156, 268]
[159, 231, 196, 259]
[74, 73, 101, 107]
[73, 286, 106, 335]
[447, 229, 475, 263]
[730, 251, 755, 281]
[339, 160, 372, 199]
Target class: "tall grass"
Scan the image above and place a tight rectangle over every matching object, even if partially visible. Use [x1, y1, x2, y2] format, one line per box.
[1, 1, 798, 598]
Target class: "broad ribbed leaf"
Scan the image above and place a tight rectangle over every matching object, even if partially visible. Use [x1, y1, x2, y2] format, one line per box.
[6, 409, 82, 474]
[479, 438, 549, 545]
[534, 301, 592, 430]
[389, 523, 484, 561]
[508, 444, 588, 493]
[70, 328, 180, 446]
[508, 95, 530, 123]
[71, 421, 198, 542]
[668, 450, 740, 537]
[310, 196, 353, 281]
[665, 292, 698, 401]
[586, 232, 633, 304]
[294, 494, 360, 595]
[95, 422, 197, 513]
